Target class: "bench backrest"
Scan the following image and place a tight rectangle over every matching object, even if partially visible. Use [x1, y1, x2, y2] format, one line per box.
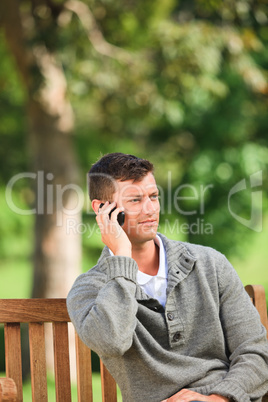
[0, 285, 267, 401]
[0, 299, 117, 402]
[245, 284, 268, 337]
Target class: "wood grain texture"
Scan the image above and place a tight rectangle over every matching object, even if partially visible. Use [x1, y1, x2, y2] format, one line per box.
[245, 284, 268, 338]
[0, 299, 69, 323]
[0, 378, 17, 401]
[100, 360, 117, 402]
[75, 333, 93, 402]
[53, 322, 72, 402]
[4, 323, 23, 402]
[29, 322, 48, 401]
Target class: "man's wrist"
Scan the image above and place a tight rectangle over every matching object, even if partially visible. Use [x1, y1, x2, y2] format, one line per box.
[114, 247, 132, 258]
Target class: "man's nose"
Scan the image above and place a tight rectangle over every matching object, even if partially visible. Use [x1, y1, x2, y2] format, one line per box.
[143, 197, 156, 214]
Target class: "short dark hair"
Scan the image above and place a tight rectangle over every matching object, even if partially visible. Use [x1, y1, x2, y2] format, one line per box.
[88, 153, 154, 201]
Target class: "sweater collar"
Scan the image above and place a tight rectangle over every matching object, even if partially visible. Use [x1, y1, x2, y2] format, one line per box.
[98, 233, 196, 300]
[157, 233, 197, 296]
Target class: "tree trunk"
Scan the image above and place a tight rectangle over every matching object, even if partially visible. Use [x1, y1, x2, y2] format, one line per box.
[27, 48, 82, 299]
[1, 0, 81, 299]
[1, 0, 81, 378]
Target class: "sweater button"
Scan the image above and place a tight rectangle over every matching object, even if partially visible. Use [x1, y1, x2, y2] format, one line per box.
[173, 332, 181, 342]
[167, 313, 174, 321]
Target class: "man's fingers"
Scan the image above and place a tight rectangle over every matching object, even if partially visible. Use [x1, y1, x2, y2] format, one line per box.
[98, 201, 114, 214]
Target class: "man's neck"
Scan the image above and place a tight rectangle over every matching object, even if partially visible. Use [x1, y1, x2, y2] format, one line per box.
[132, 239, 159, 276]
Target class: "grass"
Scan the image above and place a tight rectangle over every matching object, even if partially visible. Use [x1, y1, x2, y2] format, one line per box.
[230, 215, 268, 304]
[0, 258, 32, 298]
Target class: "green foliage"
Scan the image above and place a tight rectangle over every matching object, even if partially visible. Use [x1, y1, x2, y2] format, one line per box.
[0, 0, 267, 260]
[0, 34, 28, 184]
[66, 6, 267, 255]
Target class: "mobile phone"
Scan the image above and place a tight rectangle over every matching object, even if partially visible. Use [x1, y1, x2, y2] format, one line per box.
[99, 203, 125, 226]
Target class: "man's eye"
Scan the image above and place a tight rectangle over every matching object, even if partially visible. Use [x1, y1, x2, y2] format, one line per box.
[151, 195, 159, 200]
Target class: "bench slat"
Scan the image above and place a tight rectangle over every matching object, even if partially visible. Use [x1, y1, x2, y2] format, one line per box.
[4, 323, 23, 402]
[53, 322, 72, 402]
[100, 360, 117, 402]
[29, 322, 48, 402]
[75, 332, 93, 402]
[245, 285, 268, 338]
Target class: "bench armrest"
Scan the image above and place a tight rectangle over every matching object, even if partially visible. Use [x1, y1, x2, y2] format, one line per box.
[0, 378, 17, 402]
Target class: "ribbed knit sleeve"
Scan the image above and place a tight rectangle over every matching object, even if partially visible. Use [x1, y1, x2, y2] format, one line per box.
[67, 255, 139, 357]
[106, 256, 138, 282]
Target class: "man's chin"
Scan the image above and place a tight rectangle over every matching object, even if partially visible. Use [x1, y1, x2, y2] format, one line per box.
[136, 225, 158, 241]
[123, 221, 159, 242]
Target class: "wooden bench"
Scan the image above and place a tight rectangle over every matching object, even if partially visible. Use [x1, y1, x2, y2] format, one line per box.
[0, 299, 117, 402]
[0, 285, 267, 402]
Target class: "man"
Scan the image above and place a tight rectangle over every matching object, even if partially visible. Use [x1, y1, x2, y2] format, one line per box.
[67, 153, 268, 402]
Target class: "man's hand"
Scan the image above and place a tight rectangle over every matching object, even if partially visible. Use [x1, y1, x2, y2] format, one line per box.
[161, 389, 229, 402]
[96, 201, 132, 257]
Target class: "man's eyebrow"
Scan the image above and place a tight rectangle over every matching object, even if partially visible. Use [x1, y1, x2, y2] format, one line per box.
[124, 194, 143, 198]
[123, 189, 159, 197]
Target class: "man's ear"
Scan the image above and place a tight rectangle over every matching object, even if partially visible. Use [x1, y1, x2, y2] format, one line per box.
[91, 199, 104, 214]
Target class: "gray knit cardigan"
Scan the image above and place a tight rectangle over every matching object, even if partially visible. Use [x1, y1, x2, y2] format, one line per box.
[67, 234, 268, 402]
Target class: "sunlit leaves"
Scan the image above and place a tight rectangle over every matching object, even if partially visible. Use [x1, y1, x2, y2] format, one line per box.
[1, 0, 267, 256]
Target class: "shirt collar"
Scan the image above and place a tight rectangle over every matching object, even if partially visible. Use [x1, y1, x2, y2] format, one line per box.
[154, 234, 167, 279]
[137, 235, 167, 285]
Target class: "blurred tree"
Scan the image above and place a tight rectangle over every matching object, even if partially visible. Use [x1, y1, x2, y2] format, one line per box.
[0, 0, 81, 299]
[0, 0, 267, 271]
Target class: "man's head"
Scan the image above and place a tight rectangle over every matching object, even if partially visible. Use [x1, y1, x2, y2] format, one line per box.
[89, 153, 159, 245]
[88, 153, 154, 202]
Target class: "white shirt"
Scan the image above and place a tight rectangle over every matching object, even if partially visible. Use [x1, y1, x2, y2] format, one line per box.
[137, 235, 168, 307]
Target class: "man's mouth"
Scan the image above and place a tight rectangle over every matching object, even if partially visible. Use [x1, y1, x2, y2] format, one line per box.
[138, 218, 157, 225]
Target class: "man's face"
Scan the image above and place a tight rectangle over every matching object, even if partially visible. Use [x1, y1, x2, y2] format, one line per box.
[112, 172, 160, 246]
